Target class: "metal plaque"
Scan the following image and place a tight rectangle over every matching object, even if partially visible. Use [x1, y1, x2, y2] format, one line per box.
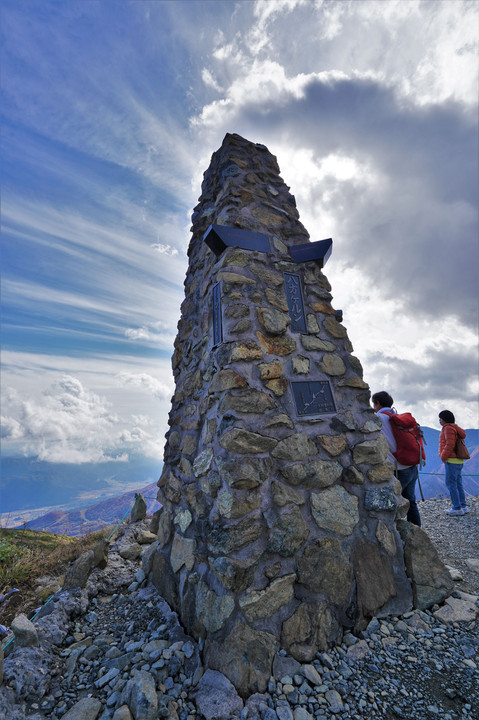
[212, 282, 223, 346]
[290, 238, 333, 267]
[291, 381, 336, 416]
[283, 272, 307, 333]
[203, 224, 270, 256]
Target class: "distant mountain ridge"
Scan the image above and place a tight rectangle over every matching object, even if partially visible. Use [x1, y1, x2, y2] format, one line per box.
[22, 482, 160, 535]
[0, 454, 160, 523]
[2, 428, 478, 536]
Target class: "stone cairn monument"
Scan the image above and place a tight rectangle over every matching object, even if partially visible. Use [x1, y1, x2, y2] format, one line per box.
[149, 133, 453, 697]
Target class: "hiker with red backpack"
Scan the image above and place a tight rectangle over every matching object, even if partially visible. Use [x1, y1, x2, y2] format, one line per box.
[371, 391, 426, 527]
[438, 410, 470, 516]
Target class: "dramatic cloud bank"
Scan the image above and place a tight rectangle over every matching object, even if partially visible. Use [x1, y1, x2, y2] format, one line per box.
[1, 0, 477, 465]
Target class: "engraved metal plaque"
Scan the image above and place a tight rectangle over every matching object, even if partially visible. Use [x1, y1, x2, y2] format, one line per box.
[290, 238, 333, 267]
[291, 381, 336, 416]
[283, 272, 307, 333]
[204, 224, 270, 256]
[212, 282, 223, 346]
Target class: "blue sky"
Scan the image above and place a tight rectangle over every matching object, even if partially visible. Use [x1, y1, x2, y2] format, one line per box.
[1, 0, 478, 465]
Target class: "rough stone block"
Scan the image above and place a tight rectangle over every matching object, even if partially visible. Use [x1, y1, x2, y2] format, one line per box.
[11, 614, 39, 648]
[205, 620, 277, 697]
[311, 486, 359, 535]
[239, 574, 296, 622]
[397, 520, 454, 610]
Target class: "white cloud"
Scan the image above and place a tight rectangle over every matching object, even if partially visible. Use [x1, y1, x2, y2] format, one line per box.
[151, 243, 179, 256]
[116, 372, 173, 400]
[1, 375, 121, 463]
[1, 0, 477, 480]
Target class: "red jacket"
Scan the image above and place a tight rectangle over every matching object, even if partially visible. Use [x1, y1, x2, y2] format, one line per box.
[439, 423, 466, 462]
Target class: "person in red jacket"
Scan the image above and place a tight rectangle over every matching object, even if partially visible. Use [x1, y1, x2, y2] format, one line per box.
[438, 409, 469, 516]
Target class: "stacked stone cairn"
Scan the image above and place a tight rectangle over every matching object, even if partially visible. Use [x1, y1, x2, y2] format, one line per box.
[149, 133, 453, 697]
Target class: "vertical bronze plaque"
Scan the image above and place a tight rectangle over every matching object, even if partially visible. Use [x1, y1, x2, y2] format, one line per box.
[284, 272, 307, 333]
[212, 282, 222, 346]
[291, 381, 336, 416]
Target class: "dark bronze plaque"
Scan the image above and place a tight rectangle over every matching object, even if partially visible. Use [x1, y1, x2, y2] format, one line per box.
[283, 272, 307, 333]
[212, 282, 222, 346]
[291, 381, 336, 416]
[290, 238, 333, 267]
[204, 224, 270, 256]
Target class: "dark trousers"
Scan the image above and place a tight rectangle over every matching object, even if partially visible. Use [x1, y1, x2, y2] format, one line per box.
[397, 465, 421, 526]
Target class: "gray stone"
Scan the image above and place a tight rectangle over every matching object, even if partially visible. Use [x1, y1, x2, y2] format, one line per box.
[346, 638, 370, 661]
[353, 436, 389, 465]
[433, 596, 478, 624]
[62, 698, 103, 720]
[307, 459, 343, 489]
[206, 620, 277, 697]
[353, 541, 397, 618]
[271, 433, 317, 461]
[95, 667, 120, 688]
[298, 538, 352, 606]
[291, 356, 310, 374]
[294, 709, 313, 720]
[300, 664, 322, 686]
[63, 540, 109, 590]
[364, 487, 396, 512]
[121, 670, 158, 720]
[219, 428, 278, 454]
[257, 307, 291, 335]
[317, 354, 346, 376]
[11, 614, 39, 648]
[193, 669, 243, 719]
[136, 530, 158, 544]
[267, 507, 309, 556]
[271, 481, 304, 507]
[212, 556, 257, 593]
[112, 707, 133, 720]
[465, 558, 479, 573]
[311, 486, 359, 535]
[277, 705, 294, 720]
[300, 335, 335, 352]
[217, 488, 261, 518]
[196, 582, 235, 633]
[375, 521, 397, 556]
[281, 600, 340, 662]
[174, 508, 192, 533]
[207, 516, 262, 555]
[323, 316, 347, 339]
[170, 533, 196, 573]
[193, 447, 214, 477]
[239, 574, 296, 622]
[157, 511, 173, 547]
[272, 653, 301, 680]
[131, 494, 147, 522]
[118, 543, 142, 561]
[325, 689, 344, 713]
[220, 388, 275, 414]
[397, 520, 454, 609]
[216, 456, 271, 490]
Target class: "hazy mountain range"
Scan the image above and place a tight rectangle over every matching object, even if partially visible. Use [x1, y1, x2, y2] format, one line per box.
[1, 428, 477, 536]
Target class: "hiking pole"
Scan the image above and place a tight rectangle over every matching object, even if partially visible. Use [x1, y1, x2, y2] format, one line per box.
[417, 473, 425, 501]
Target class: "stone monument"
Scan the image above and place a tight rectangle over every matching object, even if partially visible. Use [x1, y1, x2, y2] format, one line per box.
[148, 133, 453, 696]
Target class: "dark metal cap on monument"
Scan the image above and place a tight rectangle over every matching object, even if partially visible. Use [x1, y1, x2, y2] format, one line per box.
[203, 224, 270, 256]
[290, 237, 333, 267]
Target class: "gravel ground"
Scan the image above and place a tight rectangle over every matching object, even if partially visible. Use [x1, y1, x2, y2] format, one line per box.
[1, 500, 478, 720]
[419, 494, 479, 595]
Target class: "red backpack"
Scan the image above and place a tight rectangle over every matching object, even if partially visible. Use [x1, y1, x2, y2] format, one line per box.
[383, 411, 426, 467]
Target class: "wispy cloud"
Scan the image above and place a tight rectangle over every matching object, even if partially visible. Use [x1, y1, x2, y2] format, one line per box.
[1, 0, 477, 469]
